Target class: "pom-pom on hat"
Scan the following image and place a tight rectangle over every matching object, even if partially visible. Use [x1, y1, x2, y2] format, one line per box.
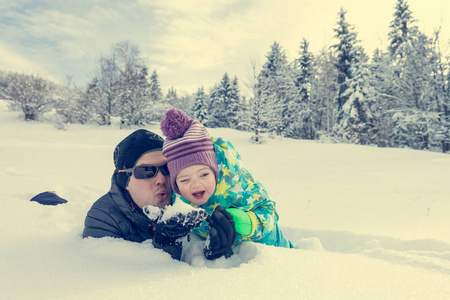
[161, 108, 218, 194]
[113, 129, 164, 189]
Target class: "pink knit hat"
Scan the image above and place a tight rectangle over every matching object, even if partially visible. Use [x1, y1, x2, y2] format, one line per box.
[160, 108, 218, 194]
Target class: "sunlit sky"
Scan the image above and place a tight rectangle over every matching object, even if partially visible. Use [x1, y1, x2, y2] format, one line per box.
[1, 0, 449, 95]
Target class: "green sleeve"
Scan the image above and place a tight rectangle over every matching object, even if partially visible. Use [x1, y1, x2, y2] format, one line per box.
[226, 208, 257, 236]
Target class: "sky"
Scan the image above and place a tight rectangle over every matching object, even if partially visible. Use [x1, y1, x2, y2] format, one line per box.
[1, 0, 450, 95]
[1, 99, 450, 299]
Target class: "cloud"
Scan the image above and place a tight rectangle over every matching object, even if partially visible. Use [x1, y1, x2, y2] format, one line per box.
[138, 0, 242, 15]
[0, 44, 57, 81]
[1, 0, 449, 94]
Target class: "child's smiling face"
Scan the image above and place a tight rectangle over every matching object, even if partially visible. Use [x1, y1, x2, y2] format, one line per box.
[176, 164, 216, 206]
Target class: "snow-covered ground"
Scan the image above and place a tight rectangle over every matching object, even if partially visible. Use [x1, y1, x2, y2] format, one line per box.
[1, 100, 450, 300]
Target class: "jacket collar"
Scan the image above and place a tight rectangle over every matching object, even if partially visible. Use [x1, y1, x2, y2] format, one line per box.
[109, 174, 153, 227]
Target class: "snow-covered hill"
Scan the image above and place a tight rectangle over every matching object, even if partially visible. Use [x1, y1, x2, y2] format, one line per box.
[1, 100, 450, 299]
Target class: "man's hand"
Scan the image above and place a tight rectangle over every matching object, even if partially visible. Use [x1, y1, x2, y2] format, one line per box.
[204, 206, 237, 260]
[154, 209, 208, 245]
[151, 208, 208, 261]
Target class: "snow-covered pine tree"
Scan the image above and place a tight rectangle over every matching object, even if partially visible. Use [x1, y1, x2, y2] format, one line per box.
[149, 70, 163, 103]
[337, 57, 378, 145]
[289, 38, 316, 139]
[249, 92, 266, 143]
[246, 57, 267, 143]
[235, 94, 251, 131]
[146, 70, 170, 122]
[419, 30, 450, 152]
[227, 76, 241, 129]
[332, 7, 378, 145]
[384, 1, 446, 150]
[388, 0, 418, 60]
[310, 49, 338, 136]
[368, 49, 395, 146]
[208, 83, 225, 128]
[165, 87, 178, 107]
[0, 71, 7, 95]
[332, 8, 359, 117]
[191, 86, 209, 123]
[257, 41, 297, 137]
[208, 73, 240, 128]
[443, 66, 450, 152]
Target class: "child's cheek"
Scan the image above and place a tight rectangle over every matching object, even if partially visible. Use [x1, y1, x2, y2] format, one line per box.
[206, 179, 216, 196]
[179, 185, 191, 200]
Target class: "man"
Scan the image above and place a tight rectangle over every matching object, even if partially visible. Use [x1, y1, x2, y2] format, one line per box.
[83, 129, 196, 260]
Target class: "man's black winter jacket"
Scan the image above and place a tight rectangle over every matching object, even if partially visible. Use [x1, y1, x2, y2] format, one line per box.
[82, 175, 181, 259]
[83, 176, 155, 242]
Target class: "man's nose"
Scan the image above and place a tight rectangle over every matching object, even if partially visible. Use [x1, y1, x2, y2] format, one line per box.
[154, 169, 167, 184]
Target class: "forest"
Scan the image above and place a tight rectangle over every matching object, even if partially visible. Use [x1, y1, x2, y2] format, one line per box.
[1, 0, 449, 153]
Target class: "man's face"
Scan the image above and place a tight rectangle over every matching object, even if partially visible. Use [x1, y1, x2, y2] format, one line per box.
[126, 151, 172, 209]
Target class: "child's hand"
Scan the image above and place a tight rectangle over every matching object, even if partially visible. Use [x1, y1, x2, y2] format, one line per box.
[204, 206, 236, 260]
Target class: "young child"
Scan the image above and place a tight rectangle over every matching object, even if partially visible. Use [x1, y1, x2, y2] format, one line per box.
[160, 108, 293, 251]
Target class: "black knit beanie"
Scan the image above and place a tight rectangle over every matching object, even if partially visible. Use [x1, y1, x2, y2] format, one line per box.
[113, 129, 164, 189]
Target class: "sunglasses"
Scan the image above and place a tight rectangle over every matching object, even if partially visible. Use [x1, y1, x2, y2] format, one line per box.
[118, 164, 170, 179]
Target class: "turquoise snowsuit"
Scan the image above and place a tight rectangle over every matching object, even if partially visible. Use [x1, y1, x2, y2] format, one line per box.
[177, 137, 292, 248]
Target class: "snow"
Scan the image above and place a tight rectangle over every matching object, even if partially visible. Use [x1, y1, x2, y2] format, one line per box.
[1, 100, 450, 299]
[157, 198, 205, 223]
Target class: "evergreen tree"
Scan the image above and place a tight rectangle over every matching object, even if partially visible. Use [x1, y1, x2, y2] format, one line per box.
[257, 41, 296, 136]
[191, 86, 209, 123]
[337, 59, 377, 144]
[149, 70, 163, 102]
[164, 87, 193, 114]
[178, 94, 194, 115]
[208, 83, 225, 127]
[369, 49, 395, 146]
[166, 87, 178, 107]
[388, 0, 419, 60]
[208, 73, 241, 128]
[331, 8, 377, 145]
[235, 95, 251, 131]
[227, 76, 241, 128]
[246, 57, 267, 143]
[0, 71, 7, 93]
[311, 48, 338, 135]
[289, 39, 316, 139]
[384, 1, 446, 150]
[332, 8, 360, 115]
[249, 87, 269, 143]
[217, 73, 233, 128]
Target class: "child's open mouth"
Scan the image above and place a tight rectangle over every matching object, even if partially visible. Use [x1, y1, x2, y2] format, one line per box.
[192, 191, 205, 199]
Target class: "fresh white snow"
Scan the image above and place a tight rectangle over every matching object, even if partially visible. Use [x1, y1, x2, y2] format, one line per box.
[1, 100, 450, 300]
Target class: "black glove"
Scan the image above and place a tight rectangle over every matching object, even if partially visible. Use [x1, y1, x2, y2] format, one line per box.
[152, 209, 207, 260]
[153, 209, 208, 245]
[204, 206, 237, 260]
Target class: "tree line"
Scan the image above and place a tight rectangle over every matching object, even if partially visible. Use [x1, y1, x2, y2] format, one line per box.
[1, 0, 449, 152]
